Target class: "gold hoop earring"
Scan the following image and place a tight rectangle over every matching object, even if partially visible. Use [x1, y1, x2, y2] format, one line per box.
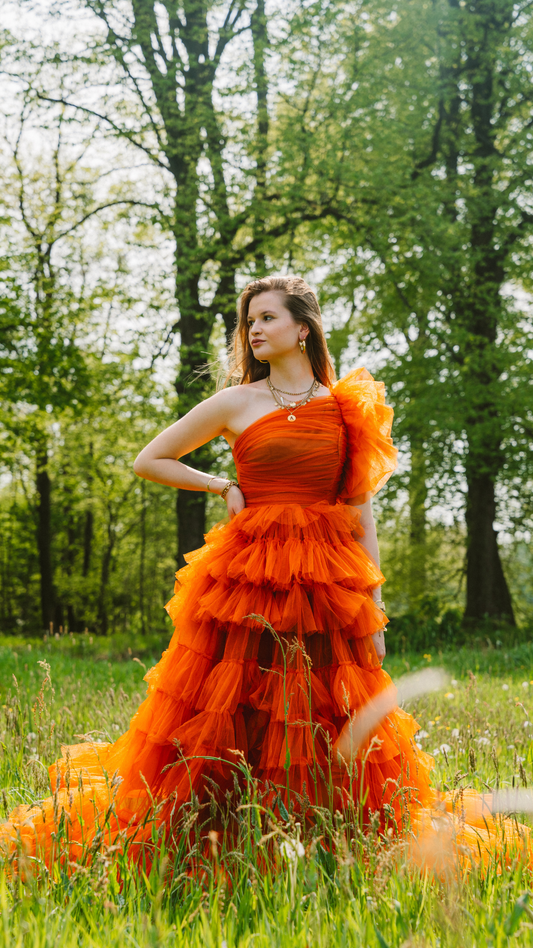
[259, 359, 269, 364]
[299, 339, 306, 354]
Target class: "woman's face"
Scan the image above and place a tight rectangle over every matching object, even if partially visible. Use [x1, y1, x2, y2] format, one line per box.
[247, 291, 308, 362]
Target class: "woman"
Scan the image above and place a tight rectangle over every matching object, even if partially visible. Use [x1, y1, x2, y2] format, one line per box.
[1, 276, 528, 871]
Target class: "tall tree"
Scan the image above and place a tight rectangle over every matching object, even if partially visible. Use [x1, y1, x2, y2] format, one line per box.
[285, 0, 533, 624]
[383, 0, 533, 624]
[31, 0, 282, 563]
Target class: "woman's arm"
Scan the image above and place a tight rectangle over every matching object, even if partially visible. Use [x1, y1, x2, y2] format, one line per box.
[133, 388, 246, 518]
[345, 498, 386, 663]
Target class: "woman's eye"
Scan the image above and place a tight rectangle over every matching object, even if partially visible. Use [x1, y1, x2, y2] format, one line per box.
[248, 315, 273, 326]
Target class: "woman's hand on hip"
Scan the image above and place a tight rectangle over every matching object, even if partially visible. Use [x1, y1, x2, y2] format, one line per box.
[225, 486, 246, 519]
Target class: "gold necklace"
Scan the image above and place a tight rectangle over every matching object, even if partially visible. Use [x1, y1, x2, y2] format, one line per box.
[267, 376, 319, 422]
[269, 381, 313, 396]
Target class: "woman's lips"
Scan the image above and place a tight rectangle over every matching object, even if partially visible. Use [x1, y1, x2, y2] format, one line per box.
[251, 340, 265, 346]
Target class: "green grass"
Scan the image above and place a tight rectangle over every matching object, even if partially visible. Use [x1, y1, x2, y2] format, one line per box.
[2, 632, 533, 946]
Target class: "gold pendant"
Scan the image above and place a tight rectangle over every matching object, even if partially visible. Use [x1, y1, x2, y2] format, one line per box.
[288, 414, 296, 422]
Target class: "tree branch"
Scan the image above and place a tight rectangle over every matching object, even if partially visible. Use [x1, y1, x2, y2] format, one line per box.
[35, 93, 170, 170]
[412, 98, 445, 179]
[54, 200, 162, 242]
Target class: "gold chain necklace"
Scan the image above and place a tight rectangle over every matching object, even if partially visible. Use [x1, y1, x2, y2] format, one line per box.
[267, 376, 319, 422]
[269, 382, 313, 396]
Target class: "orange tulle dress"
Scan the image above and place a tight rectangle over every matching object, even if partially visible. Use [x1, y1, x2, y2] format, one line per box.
[1, 368, 531, 874]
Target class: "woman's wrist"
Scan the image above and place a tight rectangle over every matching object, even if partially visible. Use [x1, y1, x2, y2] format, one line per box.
[204, 476, 240, 498]
[205, 475, 228, 495]
[220, 480, 239, 500]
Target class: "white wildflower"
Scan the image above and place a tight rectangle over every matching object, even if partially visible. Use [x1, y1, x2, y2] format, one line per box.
[417, 730, 429, 739]
[524, 721, 531, 729]
[477, 737, 491, 746]
[523, 682, 530, 690]
[451, 679, 458, 687]
[502, 684, 509, 691]
[280, 840, 305, 862]
[439, 743, 452, 754]
[445, 693, 455, 700]
[451, 728, 460, 738]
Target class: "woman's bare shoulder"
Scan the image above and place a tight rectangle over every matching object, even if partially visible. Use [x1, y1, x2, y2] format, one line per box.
[193, 383, 264, 426]
[209, 382, 261, 405]
[209, 381, 268, 407]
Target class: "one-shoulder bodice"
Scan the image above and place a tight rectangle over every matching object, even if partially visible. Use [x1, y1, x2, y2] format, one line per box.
[232, 367, 398, 509]
[232, 396, 346, 507]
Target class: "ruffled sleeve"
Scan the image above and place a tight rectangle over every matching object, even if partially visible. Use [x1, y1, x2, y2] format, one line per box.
[331, 367, 398, 504]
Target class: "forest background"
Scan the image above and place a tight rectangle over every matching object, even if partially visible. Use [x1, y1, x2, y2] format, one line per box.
[1, 0, 533, 650]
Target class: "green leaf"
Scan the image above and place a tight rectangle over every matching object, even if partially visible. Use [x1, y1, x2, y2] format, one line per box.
[504, 892, 530, 937]
[373, 926, 391, 948]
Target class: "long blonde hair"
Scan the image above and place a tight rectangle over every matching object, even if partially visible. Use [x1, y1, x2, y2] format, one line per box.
[226, 275, 336, 387]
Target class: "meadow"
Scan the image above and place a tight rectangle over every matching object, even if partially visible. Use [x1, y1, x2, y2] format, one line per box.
[2, 631, 533, 947]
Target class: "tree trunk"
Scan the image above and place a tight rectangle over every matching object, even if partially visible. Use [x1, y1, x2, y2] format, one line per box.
[83, 441, 93, 578]
[65, 520, 77, 632]
[97, 513, 114, 635]
[249, 0, 269, 274]
[174, 280, 213, 566]
[408, 441, 427, 606]
[60, 468, 77, 631]
[139, 478, 146, 634]
[83, 509, 93, 578]
[0, 501, 15, 630]
[464, 470, 514, 623]
[35, 437, 56, 630]
[460, 205, 514, 619]
[443, 6, 515, 624]
[177, 485, 207, 568]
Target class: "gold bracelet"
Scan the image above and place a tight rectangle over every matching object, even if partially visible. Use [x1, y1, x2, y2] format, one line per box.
[220, 479, 239, 500]
[205, 475, 218, 493]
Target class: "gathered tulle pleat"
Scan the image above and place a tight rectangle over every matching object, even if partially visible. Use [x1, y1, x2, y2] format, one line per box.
[331, 368, 398, 504]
